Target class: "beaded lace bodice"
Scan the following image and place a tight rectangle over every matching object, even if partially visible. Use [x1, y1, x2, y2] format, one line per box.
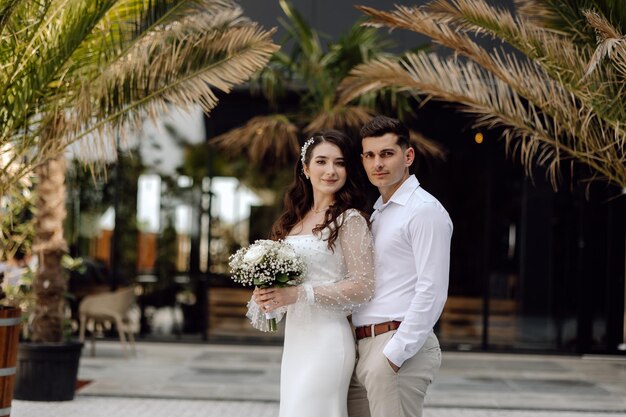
[246, 209, 375, 330]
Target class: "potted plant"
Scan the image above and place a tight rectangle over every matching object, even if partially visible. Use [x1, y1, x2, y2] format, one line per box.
[11, 153, 86, 402]
[0, 187, 34, 411]
[0, 163, 84, 402]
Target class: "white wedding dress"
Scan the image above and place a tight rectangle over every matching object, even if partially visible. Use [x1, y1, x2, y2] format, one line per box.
[247, 209, 375, 417]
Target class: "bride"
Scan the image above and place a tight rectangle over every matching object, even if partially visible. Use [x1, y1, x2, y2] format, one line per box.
[247, 129, 375, 417]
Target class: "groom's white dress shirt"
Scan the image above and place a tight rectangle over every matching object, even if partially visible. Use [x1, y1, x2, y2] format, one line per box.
[352, 175, 452, 367]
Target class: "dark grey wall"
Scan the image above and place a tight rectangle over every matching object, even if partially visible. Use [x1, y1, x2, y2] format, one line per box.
[238, 0, 517, 54]
[238, 0, 433, 52]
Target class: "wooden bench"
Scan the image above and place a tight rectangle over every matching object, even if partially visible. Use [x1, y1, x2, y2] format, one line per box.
[207, 287, 261, 337]
[439, 296, 519, 346]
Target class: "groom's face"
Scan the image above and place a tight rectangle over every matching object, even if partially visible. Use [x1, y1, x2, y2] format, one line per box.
[361, 133, 414, 194]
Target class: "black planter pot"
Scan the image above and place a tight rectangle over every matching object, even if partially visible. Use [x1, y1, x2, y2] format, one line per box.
[14, 341, 83, 401]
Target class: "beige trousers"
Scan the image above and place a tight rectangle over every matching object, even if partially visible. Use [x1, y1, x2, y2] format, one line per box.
[347, 330, 441, 417]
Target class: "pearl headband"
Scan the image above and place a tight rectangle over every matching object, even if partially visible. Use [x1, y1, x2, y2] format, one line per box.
[300, 137, 315, 166]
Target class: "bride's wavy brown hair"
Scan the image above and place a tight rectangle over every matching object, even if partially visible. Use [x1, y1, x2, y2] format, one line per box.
[270, 129, 369, 250]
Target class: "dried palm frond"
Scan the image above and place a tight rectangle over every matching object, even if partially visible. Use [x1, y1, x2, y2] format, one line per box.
[410, 130, 447, 160]
[304, 105, 374, 137]
[345, 2, 626, 189]
[339, 58, 414, 104]
[211, 115, 299, 167]
[340, 53, 626, 188]
[361, 2, 588, 92]
[341, 46, 584, 150]
[584, 9, 626, 79]
[70, 23, 279, 156]
[513, 0, 564, 32]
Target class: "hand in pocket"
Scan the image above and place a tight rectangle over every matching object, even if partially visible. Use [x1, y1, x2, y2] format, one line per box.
[387, 358, 400, 373]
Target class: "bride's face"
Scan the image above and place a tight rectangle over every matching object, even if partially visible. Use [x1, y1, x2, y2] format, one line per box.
[303, 142, 347, 197]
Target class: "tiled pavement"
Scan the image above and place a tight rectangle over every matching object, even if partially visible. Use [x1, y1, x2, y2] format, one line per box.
[10, 341, 626, 417]
[428, 353, 626, 411]
[77, 343, 282, 401]
[12, 398, 626, 417]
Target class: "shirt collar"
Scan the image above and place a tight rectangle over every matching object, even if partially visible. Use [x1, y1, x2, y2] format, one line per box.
[373, 175, 420, 212]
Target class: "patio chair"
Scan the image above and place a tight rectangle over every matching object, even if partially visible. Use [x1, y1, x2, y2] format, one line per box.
[79, 286, 137, 357]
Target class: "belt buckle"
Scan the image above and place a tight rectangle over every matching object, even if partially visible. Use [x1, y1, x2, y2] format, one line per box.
[370, 324, 376, 339]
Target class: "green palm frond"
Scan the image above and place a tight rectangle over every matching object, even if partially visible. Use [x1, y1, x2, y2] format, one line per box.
[0, 0, 22, 32]
[250, 50, 293, 106]
[322, 21, 394, 80]
[278, 0, 322, 64]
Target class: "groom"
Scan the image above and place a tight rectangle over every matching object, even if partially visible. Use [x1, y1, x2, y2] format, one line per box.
[348, 116, 453, 417]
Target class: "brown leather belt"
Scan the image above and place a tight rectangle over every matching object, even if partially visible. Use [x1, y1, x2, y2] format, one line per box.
[355, 320, 401, 340]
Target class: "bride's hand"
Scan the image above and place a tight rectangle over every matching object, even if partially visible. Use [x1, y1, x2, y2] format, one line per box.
[257, 287, 298, 312]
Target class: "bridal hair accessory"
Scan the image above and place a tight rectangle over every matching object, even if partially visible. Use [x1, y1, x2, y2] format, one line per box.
[301, 137, 316, 179]
[300, 137, 316, 166]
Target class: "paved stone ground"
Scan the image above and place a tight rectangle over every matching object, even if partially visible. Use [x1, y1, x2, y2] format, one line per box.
[428, 353, 626, 411]
[71, 342, 626, 411]
[9, 341, 626, 417]
[77, 343, 282, 401]
[11, 398, 626, 417]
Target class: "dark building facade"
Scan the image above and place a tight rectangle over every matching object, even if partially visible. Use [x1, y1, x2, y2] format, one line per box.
[410, 103, 625, 354]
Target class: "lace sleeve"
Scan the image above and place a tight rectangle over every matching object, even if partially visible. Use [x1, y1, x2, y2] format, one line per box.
[299, 210, 375, 312]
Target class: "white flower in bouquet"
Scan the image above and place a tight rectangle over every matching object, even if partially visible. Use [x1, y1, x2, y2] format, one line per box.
[229, 239, 306, 331]
[242, 244, 266, 264]
[229, 239, 305, 287]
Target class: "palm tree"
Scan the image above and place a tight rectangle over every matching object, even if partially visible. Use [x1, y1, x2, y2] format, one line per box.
[211, 0, 444, 177]
[0, 0, 278, 343]
[339, 0, 626, 189]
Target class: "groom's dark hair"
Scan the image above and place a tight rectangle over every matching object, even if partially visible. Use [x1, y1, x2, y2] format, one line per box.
[360, 115, 410, 149]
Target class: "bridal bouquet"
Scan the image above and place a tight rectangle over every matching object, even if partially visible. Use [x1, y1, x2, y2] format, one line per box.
[229, 239, 306, 331]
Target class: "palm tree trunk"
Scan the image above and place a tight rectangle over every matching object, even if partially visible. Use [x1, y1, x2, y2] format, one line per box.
[31, 153, 68, 343]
